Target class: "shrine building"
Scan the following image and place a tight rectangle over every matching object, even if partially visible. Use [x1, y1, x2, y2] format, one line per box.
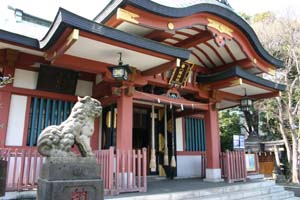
[0, 0, 285, 189]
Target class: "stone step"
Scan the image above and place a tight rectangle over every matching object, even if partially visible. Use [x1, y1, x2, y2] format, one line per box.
[243, 190, 295, 200]
[106, 181, 280, 200]
[286, 197, 300, 200]
[197, 185, 285, 200]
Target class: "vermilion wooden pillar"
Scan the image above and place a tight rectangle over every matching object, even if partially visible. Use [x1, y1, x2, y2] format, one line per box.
[116, 91, 133, 150]
[204, 104, 223, 182]
[0, 91, 11, 148]
[0, 60, 15, 148]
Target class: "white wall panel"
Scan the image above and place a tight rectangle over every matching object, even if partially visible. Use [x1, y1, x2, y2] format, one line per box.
[176, 118, 183, 151]
[13, 69, 38, 89]
[177, 155, 203, 177]
[5, 95, 27, 146]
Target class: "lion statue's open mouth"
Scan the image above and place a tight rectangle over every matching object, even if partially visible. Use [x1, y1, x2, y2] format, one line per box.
[37, 96, 102, 157]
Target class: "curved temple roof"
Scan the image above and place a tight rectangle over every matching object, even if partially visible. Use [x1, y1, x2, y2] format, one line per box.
[96, 0, 283, 69]
[0, 8, 190, 61]
[197, 66, 286, 91]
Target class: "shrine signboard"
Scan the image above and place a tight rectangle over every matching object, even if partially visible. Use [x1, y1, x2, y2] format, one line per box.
[169, 62, 194, 87]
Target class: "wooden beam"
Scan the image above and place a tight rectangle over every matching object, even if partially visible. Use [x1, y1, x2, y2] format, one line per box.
[44, 28, 79, 61]
[0, 86, 76, 102]
[100, 95, 119, 106]
[175, 32, 212, 48]
[175, 109, 202, 118]
[52, 54, 110, 74]
[250, 91, 280, 100]
[202, 77, 242, 90]
[16, 52, 48, 66]
[133, 91, 209, 110]
[93, 82, 113, 98]
[216, 90, 241, 102]
[141, 60, 176, 76]
[145, 30, 174, 42]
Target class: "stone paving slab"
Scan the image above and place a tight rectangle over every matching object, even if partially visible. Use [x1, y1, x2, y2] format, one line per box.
[105, 177, 266, 199]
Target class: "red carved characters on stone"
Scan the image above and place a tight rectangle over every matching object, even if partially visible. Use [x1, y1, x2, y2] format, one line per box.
[71, 188, 88, 200]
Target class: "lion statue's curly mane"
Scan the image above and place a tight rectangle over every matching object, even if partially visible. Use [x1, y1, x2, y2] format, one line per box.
[37, 96, 102, 157]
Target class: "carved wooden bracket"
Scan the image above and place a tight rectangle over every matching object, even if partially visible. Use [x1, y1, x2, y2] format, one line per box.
[207, 18, 233, 47]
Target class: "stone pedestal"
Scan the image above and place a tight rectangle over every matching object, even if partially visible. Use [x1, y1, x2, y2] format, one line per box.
[38, 157, 103, 200]
[204, 168, 224, 182]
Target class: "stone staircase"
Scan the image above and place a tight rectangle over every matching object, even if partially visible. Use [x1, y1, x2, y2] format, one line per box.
[106, 180, 299, 200]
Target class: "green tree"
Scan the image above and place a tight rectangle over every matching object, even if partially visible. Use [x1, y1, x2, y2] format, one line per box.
[250, 13, 300, 183]
[219, 110, 241, 151]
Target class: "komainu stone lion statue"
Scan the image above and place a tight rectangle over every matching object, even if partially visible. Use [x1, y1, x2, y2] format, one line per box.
[37, 96, 102, 157]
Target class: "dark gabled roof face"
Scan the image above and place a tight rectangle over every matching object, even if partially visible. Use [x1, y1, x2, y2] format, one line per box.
[39, 8, 190, 61]
[0, 29, 39, 49]
[0, 8, 190, 63]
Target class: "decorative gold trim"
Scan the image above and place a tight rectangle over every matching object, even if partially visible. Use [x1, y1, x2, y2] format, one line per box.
[67, 29, 79, 46]
[253, 58, 257, 65]
[116, 8, 139, 24]
[268, 68, 276, 76]
[230, 78, 243, 86]
[207, 18, 233, 36]
[183, 63, 194, 86]
[167, 22, 175, 30]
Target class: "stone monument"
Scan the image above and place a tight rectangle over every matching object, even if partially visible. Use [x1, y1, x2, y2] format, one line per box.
[37, 96, 103, 200]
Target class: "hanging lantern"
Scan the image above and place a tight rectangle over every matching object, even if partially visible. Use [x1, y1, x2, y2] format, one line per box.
[240, 88, 253, 112]
[108, 52, 131, 81]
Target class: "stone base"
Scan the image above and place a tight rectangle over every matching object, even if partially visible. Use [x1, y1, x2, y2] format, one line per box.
[204, 168, 224, 182]
[37, 157, 103, 200]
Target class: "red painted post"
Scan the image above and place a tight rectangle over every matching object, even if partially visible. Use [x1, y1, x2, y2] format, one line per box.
[204, 105, 222, 181]
[18, 149, 26, 191]
[108, 147, 114, 191]
[116, 91, 133, 151]
[242, 151, 246, 181]
[0, 91, 11, 148]
[116, 149, 120, 194]
[24, 149, 32, 187]
[137, 149, 141, 189]
[127, 150, 131, 190]
[32, 150, 38, 189]
[225, 151, 231, 182]
[132, 150, 136, 189]
[121, 151, 125, 191]
[142, 148, 147, 192]
[6, 149, 11, 188]
[12, 149, 18, 189]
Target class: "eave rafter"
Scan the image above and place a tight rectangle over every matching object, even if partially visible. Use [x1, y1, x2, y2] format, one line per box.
[145, 30, 174, 42]
[52, 54, 112, 75]
[44, 28, 79, 62]
[175, 32, 213, 48]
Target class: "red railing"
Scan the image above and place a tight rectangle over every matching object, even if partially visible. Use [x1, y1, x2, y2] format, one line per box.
[0, 147, 147, 195]
[95, 147, 147, 195]
[0, 148, 44, 191]
[220, 151, 247, 183]
[1, 147, 249, 193]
